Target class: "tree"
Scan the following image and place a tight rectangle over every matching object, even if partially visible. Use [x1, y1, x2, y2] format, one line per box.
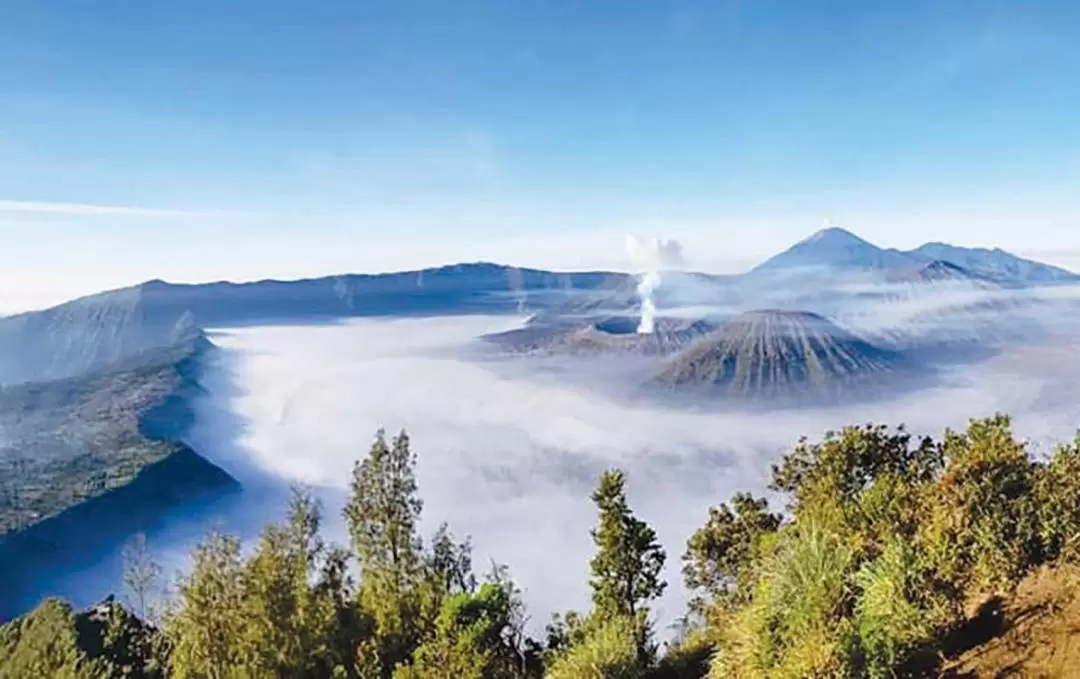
[235, 487, 349, 677]
[0, 598, 105, 679]
[121, 532, 163, 621]
[164, 529, 246, 679]
[344, 429, 427, 673]
[400, 583, 516, 679]
[588, 469, 666, 665]
[770, 423, 941, 559]
[682, 492, 780, 614]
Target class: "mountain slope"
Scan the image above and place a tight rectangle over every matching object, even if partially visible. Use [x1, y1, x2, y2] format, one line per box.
[0, 263, 627, 385]
[750, 227, 1077, 287]
[653, 310, 902, 400]
[0, 337, 239, 620]
[908, 242, 1077, 284]
[0, 286, 201, 385]
[751, 227, 915, 273]
[131, 263, 626, 327]
[881, 259, 992, 284]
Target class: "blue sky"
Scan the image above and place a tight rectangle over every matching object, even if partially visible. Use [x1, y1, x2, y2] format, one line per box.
[1, 0, 1080, 302]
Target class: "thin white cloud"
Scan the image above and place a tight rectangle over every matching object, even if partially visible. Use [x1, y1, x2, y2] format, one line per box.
[0, 199, 214, 218]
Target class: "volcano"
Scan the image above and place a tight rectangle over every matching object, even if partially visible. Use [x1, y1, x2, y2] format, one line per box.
[484, 315, 716, 356]
[652, 309, 903, 401]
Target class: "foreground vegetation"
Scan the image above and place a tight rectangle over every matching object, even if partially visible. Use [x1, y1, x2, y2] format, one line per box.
[4, 414, 1080, 677]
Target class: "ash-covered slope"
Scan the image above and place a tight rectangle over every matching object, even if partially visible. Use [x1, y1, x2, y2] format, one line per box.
[653, 310, 902, 400]
[485, 315, 717, 357]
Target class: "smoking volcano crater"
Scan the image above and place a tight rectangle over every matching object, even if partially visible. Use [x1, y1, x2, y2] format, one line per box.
[483, 313, 716, 357]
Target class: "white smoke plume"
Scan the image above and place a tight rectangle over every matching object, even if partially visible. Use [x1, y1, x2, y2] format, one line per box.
[624, 236, 685, 333]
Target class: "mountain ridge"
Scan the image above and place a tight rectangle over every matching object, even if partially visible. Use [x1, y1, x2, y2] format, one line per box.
[751, 226, 1077, 285]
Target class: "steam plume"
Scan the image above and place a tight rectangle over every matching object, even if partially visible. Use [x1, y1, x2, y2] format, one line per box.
[624, 235, 685, 333]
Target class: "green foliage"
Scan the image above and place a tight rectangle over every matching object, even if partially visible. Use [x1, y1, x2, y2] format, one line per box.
[402, 583, 517, 679]
[711, 521, 856, 678]
[163, 528, 246, 677]
[919, 415, 1042, 595]
[770, 423, 940, 558]
[1035, 435, 1080, 562]
[650, 628, 714, 679]
[849, 539, 947, 678]
[588, 469, 667, 664]
[682, 492, 780, 614]
[344, 429, 427, 673]
[0, 598, 104, 678]
[545, 614, 645, 679]
[12, 416, 1080, 679]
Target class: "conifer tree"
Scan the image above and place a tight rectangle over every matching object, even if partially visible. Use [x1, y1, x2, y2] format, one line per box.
[344, 429, 427, 673]
[164, 529, 246, 679]
[588, 469, 666, 665]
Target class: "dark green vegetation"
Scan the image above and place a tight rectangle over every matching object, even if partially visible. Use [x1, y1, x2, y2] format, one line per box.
[5, 414, 1080, 677]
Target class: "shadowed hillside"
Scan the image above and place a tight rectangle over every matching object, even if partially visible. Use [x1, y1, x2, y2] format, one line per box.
[0, 337, 238, 621]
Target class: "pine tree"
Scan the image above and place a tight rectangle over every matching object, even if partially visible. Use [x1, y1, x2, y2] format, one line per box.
[236, 487, 347, 676]
[344, 429, 427, 673]
[588, 469, 666, 665]
[164, 529, 246, 679]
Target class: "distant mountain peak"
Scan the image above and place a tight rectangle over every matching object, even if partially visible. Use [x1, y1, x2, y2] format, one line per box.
[804, 226, 871, 245]
[752, 226, 911, 273]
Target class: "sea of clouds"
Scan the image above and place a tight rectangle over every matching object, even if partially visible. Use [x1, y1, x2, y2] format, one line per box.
[184, 313, 1080, 632]
[19, 305, 1080, 634]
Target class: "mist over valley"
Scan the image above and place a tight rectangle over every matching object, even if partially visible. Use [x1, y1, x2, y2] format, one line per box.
[6, 228, 1080, 639]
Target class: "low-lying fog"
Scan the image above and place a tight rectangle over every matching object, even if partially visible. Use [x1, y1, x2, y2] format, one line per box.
[30, 312, 1080, 634]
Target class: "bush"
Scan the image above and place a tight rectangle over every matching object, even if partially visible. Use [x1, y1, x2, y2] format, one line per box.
[711, 521, 855, 678]
[850, 539, 950, 678]
[1036, 436, 1080, 562]
[546, 614, 645, 679]
[919, 416, 1041, 597]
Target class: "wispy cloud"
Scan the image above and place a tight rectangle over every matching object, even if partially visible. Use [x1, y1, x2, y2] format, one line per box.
[0, 199, 217, 217]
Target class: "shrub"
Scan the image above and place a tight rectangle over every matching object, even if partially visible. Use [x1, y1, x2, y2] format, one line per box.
[545, 614, 645, 679]
[711, 521, 855, 678]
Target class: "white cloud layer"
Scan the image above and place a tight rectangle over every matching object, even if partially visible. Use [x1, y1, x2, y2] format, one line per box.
[184, 314, 1080, 632]
[21, 310, 1080, 634]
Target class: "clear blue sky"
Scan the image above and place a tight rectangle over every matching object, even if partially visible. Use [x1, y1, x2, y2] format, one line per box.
[1, 0, 1079, 303]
